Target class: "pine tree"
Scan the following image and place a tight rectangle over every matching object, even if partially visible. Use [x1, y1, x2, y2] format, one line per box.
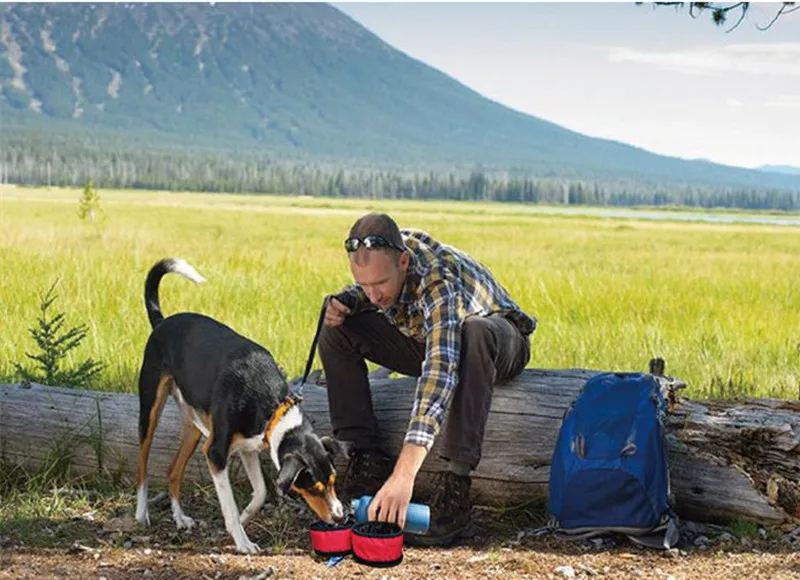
[14, 280, 105, 388]
[78, 177, 102, 223]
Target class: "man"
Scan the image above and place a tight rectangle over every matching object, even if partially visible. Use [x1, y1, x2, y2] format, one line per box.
[319, 212, 536, 546]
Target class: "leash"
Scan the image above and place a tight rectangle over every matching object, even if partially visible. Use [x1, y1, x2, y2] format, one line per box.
[287, 296, 330, 401]
[287, 291, 357, 401]
[266, 292, 356, 446]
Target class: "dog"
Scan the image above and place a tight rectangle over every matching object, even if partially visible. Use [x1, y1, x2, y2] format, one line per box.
[134, 258, 345, 554]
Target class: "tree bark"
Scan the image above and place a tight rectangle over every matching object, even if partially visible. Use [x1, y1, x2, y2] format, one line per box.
[1, 366, 798, 525]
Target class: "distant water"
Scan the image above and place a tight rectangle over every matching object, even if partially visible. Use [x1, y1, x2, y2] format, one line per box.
[527, 206, 800, 227]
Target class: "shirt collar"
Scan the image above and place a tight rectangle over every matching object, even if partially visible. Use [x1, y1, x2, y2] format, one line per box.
[397, 252, 419, 305]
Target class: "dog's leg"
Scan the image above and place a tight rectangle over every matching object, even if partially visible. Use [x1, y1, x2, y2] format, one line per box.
[238, 450, 267, 526]
[136, 373, 172, 526]
[206, 461, 260, 554]
[167, 421, 202, 530]
[204, 434, 259, 554]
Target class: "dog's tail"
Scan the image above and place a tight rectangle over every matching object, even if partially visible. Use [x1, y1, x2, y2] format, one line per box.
[144, 258, 206, 329]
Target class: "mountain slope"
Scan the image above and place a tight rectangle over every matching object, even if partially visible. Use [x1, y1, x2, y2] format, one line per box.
[759, 165, 800, 176]
[1, 3, 798, 190]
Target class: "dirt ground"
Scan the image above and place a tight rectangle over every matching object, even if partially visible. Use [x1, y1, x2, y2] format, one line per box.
[2, 497, 800, 580]
[2, 542, 800, 580]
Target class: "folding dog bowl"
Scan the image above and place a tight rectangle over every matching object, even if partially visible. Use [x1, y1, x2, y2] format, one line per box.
[309, 519, 354, 558]
[351, 521, 404, 568]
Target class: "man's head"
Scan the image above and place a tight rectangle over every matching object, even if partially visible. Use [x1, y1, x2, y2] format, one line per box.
[344, 213, 409, 310]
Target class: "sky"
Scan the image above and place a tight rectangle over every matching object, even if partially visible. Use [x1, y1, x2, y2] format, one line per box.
[332, 2, 800, 169]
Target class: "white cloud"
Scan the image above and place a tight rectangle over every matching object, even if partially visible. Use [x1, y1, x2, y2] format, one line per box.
[608, 42, 800, 77]
[726, 99, 744, 107]
[764, 94, 800, 109]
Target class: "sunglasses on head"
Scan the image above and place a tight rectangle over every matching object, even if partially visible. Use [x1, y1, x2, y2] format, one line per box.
[344, 235, 404, 253]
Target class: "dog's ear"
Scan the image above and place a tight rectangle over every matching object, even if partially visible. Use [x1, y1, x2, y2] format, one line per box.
[276, 454, 306, 496]
[320, 435, 342, 459]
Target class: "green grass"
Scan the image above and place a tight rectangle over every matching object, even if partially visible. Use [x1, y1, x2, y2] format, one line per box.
[2, 185, 799, 399]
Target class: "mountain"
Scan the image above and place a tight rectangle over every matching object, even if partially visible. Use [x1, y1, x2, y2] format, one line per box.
[1, 2, 798, 191]
[758, 165, 800, 176]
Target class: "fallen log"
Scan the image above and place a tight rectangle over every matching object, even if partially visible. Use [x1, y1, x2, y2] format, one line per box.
[1, 363, 798, 526]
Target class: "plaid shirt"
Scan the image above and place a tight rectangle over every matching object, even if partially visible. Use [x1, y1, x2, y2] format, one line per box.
[344, 229, 536, 451]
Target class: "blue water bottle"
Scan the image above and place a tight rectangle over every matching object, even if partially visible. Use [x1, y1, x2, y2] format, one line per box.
[350, 495, 430, 535]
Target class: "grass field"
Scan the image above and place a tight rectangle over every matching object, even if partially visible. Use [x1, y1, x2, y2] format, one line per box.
[2, 185, 799, 399]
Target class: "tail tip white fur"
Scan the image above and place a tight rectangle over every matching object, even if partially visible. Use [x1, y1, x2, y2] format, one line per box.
[171, 258, 207, 284]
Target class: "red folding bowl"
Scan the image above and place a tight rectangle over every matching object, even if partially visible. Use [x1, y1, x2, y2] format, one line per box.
[351, 521, 403, 568]
[309, 519, 354, 558]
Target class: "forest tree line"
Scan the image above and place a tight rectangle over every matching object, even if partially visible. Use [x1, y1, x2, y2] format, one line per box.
[4, 136, 799, 211]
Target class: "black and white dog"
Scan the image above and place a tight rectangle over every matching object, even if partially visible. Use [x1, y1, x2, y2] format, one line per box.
[135, 258, 344, 554]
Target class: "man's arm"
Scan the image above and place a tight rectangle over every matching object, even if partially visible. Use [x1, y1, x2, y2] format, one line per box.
[404, 277, 463, 450]
[368, 278, 463, 527]
[367, 443, 427, 529]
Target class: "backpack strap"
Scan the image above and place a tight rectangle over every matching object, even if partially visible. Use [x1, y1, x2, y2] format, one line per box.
[626, 511, 680, 550]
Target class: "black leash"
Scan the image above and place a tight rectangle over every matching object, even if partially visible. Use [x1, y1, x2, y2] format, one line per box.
[288, 292, 357, 401]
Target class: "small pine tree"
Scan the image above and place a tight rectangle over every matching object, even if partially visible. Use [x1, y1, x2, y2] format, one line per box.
[14, 280, 105, 388]
[78, 177, 102, 223]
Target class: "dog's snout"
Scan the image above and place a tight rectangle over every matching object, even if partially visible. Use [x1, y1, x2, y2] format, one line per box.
[331, 500, 345, 523]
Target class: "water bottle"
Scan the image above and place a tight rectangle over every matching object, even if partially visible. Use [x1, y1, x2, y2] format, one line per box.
[350, 495, 430, 535]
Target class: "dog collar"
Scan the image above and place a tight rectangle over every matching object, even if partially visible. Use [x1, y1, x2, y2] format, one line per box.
[264, 394, 303, 446]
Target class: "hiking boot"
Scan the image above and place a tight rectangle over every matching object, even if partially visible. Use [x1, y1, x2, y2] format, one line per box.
[406, 471, 472, 547]
[339, 448, 394, 502]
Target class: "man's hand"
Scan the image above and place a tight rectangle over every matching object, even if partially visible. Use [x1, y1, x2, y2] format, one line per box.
[368, 471, 414, 529]
[324, 295, 351, 327]
[367, 443, 428, 529]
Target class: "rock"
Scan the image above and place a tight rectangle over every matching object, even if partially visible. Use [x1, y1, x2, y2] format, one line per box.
[102, 517, 138, 534]
[209, 554, 227, 565]
[576, 563, 597, 576]
[662, 548, 680, 559]
[240, 570, 274, 580]
[684, 521, 703, 534]
[587, 536, 618, 550]
[67, 541, 95, 555]
[718, 532, 736, 543]
[555, 565, 576, 578]
[693, 535, 710, 548]
[758, 527, 767, 540]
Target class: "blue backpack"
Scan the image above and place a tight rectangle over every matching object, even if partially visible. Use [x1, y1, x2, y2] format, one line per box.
[547, 372, 678, 548]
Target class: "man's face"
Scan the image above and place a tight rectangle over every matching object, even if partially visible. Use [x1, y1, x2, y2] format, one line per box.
[349, 249, 409, 310]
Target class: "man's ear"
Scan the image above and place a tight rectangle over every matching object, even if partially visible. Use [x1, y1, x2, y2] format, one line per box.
[320, 435, 342, 459]
[276, 454, 305, 496]
[398, 250, 410, 272]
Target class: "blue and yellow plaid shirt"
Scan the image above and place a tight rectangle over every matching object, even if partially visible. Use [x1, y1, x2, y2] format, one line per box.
[345, 229, 536, 451]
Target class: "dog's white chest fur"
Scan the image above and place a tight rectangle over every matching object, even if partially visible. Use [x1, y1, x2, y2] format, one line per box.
[269, 405, 303, 469]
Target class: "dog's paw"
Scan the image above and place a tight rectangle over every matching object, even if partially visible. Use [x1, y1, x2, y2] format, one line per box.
[175, 514, 194, 530]
[173, 512, 195, 530]
[235, 539, 261, 554]
[135, 509, 151, 527]
[171, 499, 196, 530]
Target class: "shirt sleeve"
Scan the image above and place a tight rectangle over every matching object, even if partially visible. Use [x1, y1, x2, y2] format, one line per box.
[404, 277, 463, 450]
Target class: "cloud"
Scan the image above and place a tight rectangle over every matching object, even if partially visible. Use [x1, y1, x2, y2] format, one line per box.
[608, 42, 800, 77]
[726, 99, 744, 107]
[764, 94, 800, 109]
